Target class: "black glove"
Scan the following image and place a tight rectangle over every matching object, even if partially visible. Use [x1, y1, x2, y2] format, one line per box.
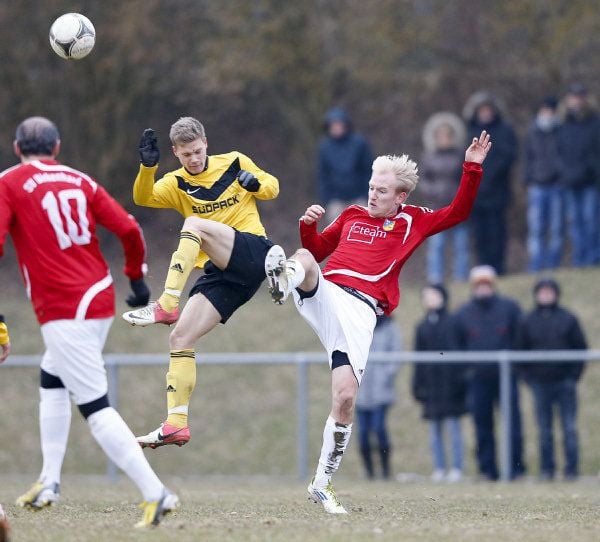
[126, 278, 150, 307]
[237, 170, 260, 192]
[139, 128, 160, 167]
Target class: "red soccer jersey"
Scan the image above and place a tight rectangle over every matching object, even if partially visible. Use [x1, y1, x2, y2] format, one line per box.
[300, 161, 483, 314]
[0, 160, 146, 324]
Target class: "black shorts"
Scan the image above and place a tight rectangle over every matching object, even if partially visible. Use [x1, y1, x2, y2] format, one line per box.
[189, 230, 274, 323]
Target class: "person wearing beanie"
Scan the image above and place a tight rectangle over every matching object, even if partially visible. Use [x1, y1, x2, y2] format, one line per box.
[524, 96, 563, 272]
[412, 284, 468, 482]
[454, 265, 526, 481]
[317, 106, 374, 223]
[518, 278, 587, 480]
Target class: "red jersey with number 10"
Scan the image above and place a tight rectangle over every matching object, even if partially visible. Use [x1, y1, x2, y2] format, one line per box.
[0, 160, 147, 324]
[300, 161, 483, 315]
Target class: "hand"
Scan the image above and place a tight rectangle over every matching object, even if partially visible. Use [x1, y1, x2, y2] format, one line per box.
[238, 170, 260, 192]
[125, 278, 150, 307]
[0, 342, 10, 364]
[465, 130, 492, 164]
[139, 128, 160, 167]
[301, 204, 326, 225]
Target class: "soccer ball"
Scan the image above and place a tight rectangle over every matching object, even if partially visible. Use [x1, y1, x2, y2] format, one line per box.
[49, 13, 96, 60]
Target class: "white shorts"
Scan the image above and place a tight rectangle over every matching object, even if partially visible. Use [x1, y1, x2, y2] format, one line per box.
[292, 274, 376, 384]
[40, 318, 113, 405]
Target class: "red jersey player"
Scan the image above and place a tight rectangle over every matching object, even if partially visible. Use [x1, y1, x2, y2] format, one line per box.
[0, 117, 178, 528]
[265, 130, 491, 514]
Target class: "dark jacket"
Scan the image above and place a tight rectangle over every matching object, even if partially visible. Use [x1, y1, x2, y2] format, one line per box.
[454, 294, 522, 378]
[556, 107, 600, 189]
[518, 304, 587, 382]
[463, 93, 517, 209]
[523, 120, 561, 186]
[418, 148, 464, 208]
[412, 309, 468, 419]
[318, 107, 373, 204]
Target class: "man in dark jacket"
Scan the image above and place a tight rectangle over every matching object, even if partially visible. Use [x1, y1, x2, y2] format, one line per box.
[524, 97, 563, 272]
[556, 83, 600, 267]
[317, 107, 373, 223]
[413, 284, 468, 482]
[463, 92, 517, 275]
[519, 278, 587, 480]
[454, 265, 525, 480]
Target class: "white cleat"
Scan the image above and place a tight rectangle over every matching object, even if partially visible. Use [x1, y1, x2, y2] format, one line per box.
[265, 245, 290, 305]
[16, 480, 60, 510]
[307, 480, 348, 514]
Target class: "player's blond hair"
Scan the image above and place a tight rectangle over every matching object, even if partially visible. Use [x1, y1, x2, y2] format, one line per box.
[169, 117, 206, 146]
[372, 154, 419, 194]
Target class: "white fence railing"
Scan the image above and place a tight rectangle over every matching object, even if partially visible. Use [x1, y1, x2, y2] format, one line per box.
[5, 350, 600, 481]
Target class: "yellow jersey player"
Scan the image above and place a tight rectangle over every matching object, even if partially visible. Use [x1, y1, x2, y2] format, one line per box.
[123, 117, 279, 449]
[0, 315, 10, 364]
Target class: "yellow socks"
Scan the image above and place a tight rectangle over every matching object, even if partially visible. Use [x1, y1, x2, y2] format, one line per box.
[165, 349, 196, 428]
[158, 230, 202, 311]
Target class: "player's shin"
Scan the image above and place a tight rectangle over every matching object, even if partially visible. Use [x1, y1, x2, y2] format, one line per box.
[158, 231, 202, 312]
[88, 407, 164, 502]
[313, 415, 353, 488]
[39, 387, 71, 486]
[165, 350, 196, 428]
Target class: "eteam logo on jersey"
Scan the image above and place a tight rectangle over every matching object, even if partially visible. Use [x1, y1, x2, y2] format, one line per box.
[347, 221, 387, 244]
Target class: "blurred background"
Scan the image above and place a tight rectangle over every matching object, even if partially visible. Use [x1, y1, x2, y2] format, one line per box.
[2, 0, 600, 482]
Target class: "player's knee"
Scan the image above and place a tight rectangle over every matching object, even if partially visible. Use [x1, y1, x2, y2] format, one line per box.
[78, 394, 110, 419]
[293, 248, 315, 266]
[182, 216, 204, 235]
[333, 385, 356, 416]
[169, 325, 193, 350]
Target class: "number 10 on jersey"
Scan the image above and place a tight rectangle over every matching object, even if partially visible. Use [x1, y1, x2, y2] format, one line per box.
[41, 189, 91, 249]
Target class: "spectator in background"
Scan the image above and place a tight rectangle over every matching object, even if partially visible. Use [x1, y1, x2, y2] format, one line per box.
[519, 278, 587, 481]
[524, 97, 563, 272]
[412, 284, 468, 483]
[355, 315, 402, 480]
[463, 92, 517, 275]
[420, 113, 469, 283]
[318, 106, 373, 223]
[455, 265, 525, 481]
[557, 83, 600, 267]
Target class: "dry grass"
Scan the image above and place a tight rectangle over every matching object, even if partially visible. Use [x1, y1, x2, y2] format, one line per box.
[1, 478, 600, 542]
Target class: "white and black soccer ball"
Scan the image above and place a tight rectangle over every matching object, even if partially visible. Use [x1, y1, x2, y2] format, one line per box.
[49, 13, 96, 60]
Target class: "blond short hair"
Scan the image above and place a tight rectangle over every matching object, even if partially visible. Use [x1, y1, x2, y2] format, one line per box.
[169, 117, 206, 146]
[372, 154, 419, 194]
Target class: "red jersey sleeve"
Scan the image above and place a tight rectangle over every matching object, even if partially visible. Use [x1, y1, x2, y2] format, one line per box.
[415, 161, 482, 237]
[91, 185, 147, 280]
[299, 213, 344, 262]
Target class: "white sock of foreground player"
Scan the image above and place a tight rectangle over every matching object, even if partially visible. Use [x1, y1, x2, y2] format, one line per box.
[313, 415, 353, 488]
[88, 407, 164, 501]
[285, 258, 306, 295]
[39, 388, 71, 486]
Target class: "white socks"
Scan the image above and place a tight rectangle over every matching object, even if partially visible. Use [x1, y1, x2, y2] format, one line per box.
[39, 387, 71, 486]
[87, 407, 163, 502]
[286, 258, 306, 293]
[314, 415, 353, 488]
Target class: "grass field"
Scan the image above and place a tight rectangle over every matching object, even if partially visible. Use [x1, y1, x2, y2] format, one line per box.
[2, 477, 600, 542]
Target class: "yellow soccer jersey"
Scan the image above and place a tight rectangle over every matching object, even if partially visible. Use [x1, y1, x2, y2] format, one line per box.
[133, 151, 279, 268]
